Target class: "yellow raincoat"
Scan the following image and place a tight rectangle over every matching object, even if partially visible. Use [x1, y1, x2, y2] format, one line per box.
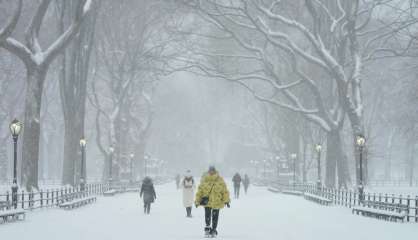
[195, 172, 230, 209]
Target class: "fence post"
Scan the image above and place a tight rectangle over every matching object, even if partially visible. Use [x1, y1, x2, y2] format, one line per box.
[40, 190, 44, 208]
[406, 195, 410, 222]
[6, 191, 10, 207]
[349, 191, 352, 208]
[46, 190, 49, 206]
[21, 190, 25, 209]
[345, 190, 348, 207]
[415, 196, 418, 222]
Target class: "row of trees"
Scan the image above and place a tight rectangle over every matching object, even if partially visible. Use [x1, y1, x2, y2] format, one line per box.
[0, 0, 179, 190]
[172, 0, 418, 187]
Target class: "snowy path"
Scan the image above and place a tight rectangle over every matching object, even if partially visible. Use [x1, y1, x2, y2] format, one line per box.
[1, 182, 417, 240]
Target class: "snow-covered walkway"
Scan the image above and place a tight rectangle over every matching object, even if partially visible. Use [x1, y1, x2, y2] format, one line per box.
[1, 182, 417, 240]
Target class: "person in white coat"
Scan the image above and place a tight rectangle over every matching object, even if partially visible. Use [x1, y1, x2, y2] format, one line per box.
[182, 170, 195, 217]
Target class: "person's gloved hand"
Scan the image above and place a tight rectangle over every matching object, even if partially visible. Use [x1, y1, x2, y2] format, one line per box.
[226, 202, 230, 208]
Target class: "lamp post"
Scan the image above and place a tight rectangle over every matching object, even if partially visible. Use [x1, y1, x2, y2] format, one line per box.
[9, 119, 22, 209]
[129, 153, 134, 183]
[108, 146, 114, 189]
[356, 135, 366, 201]
[79, 138, 87, 191]
[291, 153, 297, 189]
[275, 156, 280, 180]
[315, 144, 322, 191]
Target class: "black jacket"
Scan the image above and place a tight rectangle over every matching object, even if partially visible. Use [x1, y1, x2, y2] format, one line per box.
[140, 177, 156, 203]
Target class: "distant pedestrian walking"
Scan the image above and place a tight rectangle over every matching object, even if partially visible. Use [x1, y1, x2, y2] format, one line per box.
[140, 177, 156, 214]
[175, 174, 181, 189]
[243, 174, 250, 194]
[195, 166, 230, 238]
[232, 173, 242, 199]
[182, 170, 195, 217]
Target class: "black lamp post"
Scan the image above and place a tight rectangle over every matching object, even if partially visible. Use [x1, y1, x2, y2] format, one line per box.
[291, 153, 297, 189]
[9, 119, 22, 209]
[129, 153, 134, 183]
[356, 135, 366, 201]
[275, 156, 280, 180]
[79, 138, 87, 191]
[315, 144, 322, 191]
[108, 146, 114, 188]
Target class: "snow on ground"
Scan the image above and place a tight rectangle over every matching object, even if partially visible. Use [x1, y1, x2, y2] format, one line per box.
[1, 182, 418, 240]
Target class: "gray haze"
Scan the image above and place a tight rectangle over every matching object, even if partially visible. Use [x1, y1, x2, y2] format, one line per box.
[0, 0, 418, 190]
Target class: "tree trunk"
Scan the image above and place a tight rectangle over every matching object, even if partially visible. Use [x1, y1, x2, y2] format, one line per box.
[21, 66, 47, 190]
[384, 129, 395, 181]
[59, 0, 95, 185]
[325, 129, 348, 188]
[62, 115, 83, 185]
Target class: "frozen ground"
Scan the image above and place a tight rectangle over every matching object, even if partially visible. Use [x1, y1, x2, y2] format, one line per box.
[1, 182, 418, 240]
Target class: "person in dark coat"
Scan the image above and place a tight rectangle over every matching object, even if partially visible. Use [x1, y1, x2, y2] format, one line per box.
[232, 173, 242, 199]
[243, 174, 250, 194]
[140, 177, 156, 214]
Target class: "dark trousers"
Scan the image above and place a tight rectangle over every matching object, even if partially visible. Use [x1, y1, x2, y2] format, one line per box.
[234, 185, 240, 198]
[144, 202, 151, 214]
[186, 207, 192, 217]
[205, 207, 220, 230]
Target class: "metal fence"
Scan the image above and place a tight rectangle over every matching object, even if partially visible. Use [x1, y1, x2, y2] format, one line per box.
[0, 183, 109, 210]
[274, 183, 418, 223]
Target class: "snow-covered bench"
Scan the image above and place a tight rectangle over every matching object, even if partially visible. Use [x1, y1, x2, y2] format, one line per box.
[103, 189, 117, 196]
[281, 190, 303, 196]
[304, 192, 332, 205]
[352, 201, 408, 222]
[59, 196, 97, 210]
[0, 209, 26, 223]
[267, 187, 280, 193]
[0, 201, 10, 210]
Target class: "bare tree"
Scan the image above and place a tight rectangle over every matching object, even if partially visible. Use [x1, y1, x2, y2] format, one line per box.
[56, 0, 98, 186]
[174, 0, 418, 188]
[0, 0, 22, 43]
[0, 0, 93, 190]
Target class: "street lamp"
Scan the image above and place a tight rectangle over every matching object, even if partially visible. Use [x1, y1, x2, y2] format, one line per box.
[108, 146, 114, 188]
[356, 135, 366, 201]
[9, 119, 22, 209]
[79, 137, 87, 191]
[315, 144, 322, 191]
[129, 153, 134, 183]
[291, 153, 297, 188]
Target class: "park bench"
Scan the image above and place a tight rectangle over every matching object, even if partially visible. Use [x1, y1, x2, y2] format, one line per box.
[125, 187, 140, 193]
[0, 209, 26, 223]
[304, 192, 332, 205]
[0, 201, 11, 210]
[352, 201, 408, 222]
[281, 190, 303, 196]
[103, 189, 117, 196]
[267, 187, 280, 193]
[59, 196, 97, 210]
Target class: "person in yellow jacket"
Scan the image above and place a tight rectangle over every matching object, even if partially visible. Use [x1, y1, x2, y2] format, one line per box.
[195, 166, 230, 237]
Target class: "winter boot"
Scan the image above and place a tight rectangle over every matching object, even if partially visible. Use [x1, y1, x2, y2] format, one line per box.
[204, 226, 211, 237]
[209, 229, 218, 238]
